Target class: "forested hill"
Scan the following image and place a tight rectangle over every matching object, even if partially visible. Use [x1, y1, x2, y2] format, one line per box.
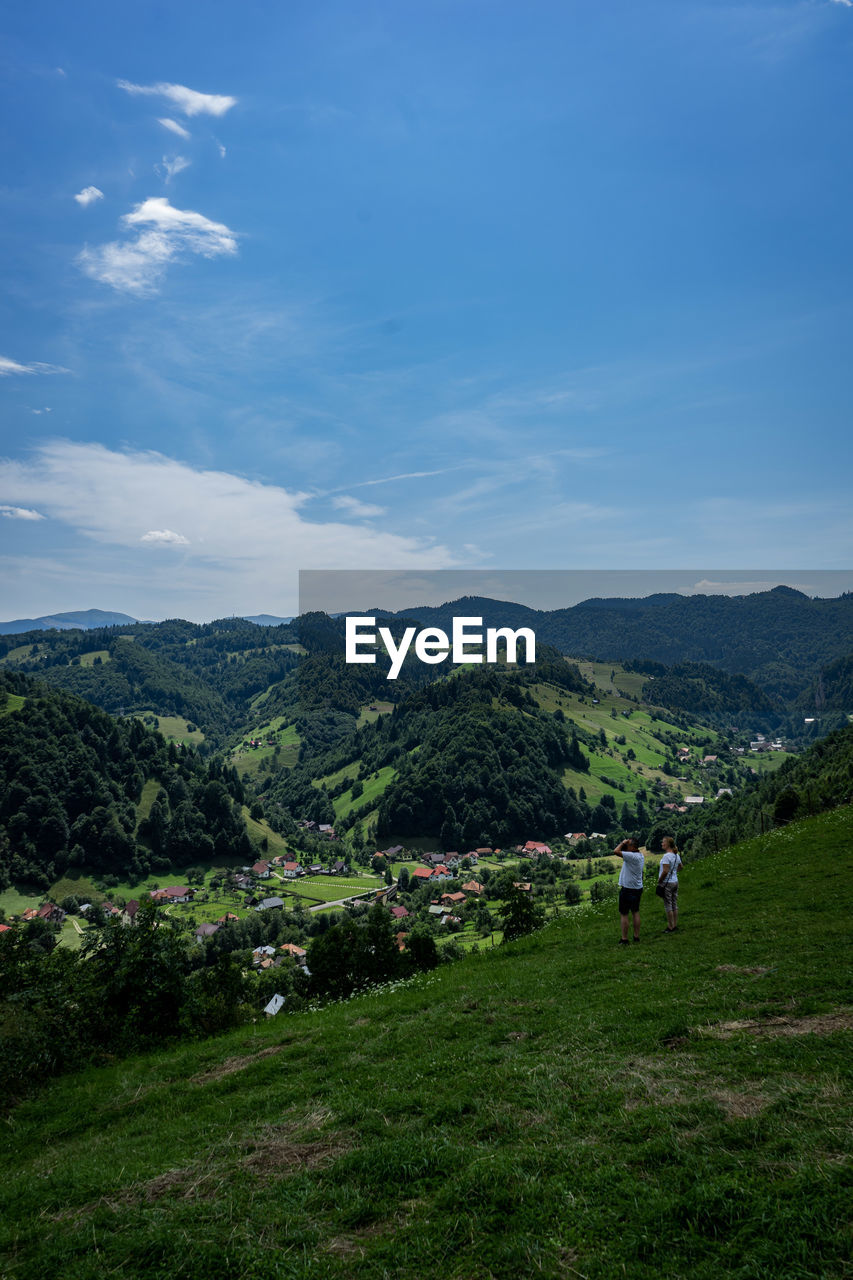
[0, 617, 305, 744]
[381, 587, 853, 701]
[267, 654, 594, 847]
[794, 652, 853, 735]
[0, 672, 255, 891]
[633, 661, 784, 730]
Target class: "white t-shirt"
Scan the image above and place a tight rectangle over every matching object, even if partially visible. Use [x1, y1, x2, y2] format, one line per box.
[659, 851, 683, 884]
[618, 848, 645, 890]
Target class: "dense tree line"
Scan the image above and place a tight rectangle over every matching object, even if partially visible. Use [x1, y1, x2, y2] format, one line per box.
[0, 672, 254, 889]
[631, 661, 784, 731]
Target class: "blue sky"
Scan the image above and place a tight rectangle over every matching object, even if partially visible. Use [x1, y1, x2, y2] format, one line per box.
[1, 0, 852, 621]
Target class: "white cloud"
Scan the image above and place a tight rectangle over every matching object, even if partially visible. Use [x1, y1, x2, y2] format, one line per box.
[217, 142, 227, 158]
[77, 196, 238, 294]
[157, 155, 191, 183]
[74, 185, 104, 207]
[330, 495, 386, 519]
[0, 442, 457, 619]
[158, 117, 191, 140]
[141, 528, 190, 546]
[0, 356, 70, 377]
[0, 505, 44, 520]
[117, 80, 237, 117]
[830, 0, 852, 8]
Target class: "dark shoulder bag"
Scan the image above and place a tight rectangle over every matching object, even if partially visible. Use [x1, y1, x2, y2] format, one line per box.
[656, 855, 677, 899]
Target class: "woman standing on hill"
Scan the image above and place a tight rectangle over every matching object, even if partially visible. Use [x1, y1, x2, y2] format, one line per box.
[658, 837, 683, 934]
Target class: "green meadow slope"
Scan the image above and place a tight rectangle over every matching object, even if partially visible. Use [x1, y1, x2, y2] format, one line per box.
[2, 807, 851, 1280]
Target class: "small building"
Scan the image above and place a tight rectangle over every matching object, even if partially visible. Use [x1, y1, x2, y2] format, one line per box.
[462, 880, 484, 896]
[195, 922, 220, 942]
[37, 902, 66, 924]
[684, 795, 705, 805]
[412, 867, 434, 883]
[252, 861, 271, 879]
[280, 943, 307, 960]
[256, 896, 285, 911]
[264, 994, 286, 1017]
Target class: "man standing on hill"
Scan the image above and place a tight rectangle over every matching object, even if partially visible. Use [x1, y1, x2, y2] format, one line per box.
[615, 836, 644, 945]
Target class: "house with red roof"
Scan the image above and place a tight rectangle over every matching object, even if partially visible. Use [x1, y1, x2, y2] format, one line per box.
[524, 841, 552, 856]
[37, 902, 66, 924]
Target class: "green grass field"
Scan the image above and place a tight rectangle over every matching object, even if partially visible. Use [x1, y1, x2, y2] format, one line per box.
[77, 649, 111, 667]
[3, 805, 849, 1279]
[356, 700, 394, 727]
[331, 767, 397, 821]
[230, 720, 300, 780]
[134, 711, 205, 745]
[0, 692, 26, 716]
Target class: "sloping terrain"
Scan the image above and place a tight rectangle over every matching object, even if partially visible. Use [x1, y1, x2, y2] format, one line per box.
[2, 806, 850, 1280]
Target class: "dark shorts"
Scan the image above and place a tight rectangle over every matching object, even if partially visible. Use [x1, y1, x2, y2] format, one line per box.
[619, 887, 643, 915]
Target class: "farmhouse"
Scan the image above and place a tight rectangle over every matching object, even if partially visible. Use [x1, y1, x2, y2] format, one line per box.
[256, 896, 286, 911]
[37, 902, 66, 924]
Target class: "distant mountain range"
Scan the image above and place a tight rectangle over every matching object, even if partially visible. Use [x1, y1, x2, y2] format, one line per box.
[0, 609, 140, 635]
[0, 609, 293, 635]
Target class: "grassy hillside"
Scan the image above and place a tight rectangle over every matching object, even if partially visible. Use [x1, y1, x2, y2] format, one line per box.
[2, 806, 851, 1280]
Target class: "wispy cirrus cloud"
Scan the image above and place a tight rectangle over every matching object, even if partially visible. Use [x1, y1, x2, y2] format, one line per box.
[330, 495, 386, 519]
[74, 185, 104, 207]
[77, 196, 238, 294]
[157, 155, 191, 183]
[0, 355, 69, 377]
[0, 505, 44, 520]
[158, 117, 191, 140]
[117, 80, 237, 117]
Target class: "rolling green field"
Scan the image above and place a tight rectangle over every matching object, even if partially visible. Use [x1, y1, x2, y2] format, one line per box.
[3, 805, 849, 1279]
[231, 719, 300, 780]
[0, 692, 25, 716]
[134, 711, 205, 745]
[77, 649, 111, 667]
[356, 700, 394, 727]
